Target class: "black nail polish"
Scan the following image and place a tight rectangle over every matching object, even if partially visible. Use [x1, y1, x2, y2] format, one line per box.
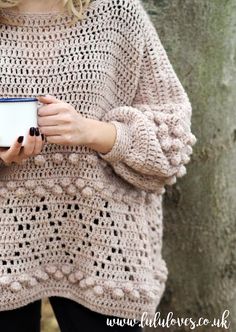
[35, 127, 40, 136]
[41, 133, 44, 140]
[18, 136, 24, 143]
[29, 127, 35, 136]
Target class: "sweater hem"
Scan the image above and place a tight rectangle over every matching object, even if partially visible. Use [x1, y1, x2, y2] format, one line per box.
[0, 287, 161, 321]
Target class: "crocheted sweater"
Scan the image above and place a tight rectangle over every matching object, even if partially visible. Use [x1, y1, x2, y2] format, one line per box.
[0, 0, 197, 321]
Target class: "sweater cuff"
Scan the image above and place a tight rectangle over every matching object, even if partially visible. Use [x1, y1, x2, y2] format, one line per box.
[98, 120, 132, 163]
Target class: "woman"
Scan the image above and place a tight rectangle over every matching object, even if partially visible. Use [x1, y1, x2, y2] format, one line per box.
[0, 0, 197, 331]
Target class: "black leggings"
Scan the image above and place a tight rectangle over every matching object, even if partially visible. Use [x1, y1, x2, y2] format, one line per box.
[0, 296, 143, 332]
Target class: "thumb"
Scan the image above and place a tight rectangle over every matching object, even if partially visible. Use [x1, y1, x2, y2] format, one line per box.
[36, 94, 63, 104]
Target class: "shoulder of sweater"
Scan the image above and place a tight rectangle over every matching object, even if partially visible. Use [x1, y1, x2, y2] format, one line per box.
[113, 0, 153, 41]
[87, 0, 147, 52]
[97, 0, 146, 33]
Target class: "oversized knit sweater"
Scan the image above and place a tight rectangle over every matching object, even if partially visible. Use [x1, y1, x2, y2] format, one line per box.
[0, 0, 197, 321]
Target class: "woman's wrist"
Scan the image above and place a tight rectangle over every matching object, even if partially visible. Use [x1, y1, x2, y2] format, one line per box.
[81, 118, 117, 154]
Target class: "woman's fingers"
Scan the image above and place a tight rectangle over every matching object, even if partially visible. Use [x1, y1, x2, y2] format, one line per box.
[0, 136, 24, 165]
[22, 127, 36, 157]
[32, 128, 44, 155]
[0, 127, 46, 166]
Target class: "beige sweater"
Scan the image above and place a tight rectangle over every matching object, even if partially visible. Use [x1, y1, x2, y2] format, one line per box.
[0, 0, 197, 321]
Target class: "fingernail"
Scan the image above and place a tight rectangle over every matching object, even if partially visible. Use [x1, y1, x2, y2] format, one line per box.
[29, 127, 35, 136]
[41, 133, 44, 140]
[35, 127, 40, 136]
[18, 136, 24, 143]
[37, 95, 47, 98]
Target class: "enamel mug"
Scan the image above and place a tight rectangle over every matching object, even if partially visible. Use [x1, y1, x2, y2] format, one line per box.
[0, 97, 38, 147]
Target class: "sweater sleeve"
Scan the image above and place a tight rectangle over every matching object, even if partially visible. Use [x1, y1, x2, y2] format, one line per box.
[97, 6, 197, 193]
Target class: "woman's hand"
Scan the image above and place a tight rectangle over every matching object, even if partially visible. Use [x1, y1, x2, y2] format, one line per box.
[37, 94, 117, 153]
[0, 127, 45, 166]
[37, 95, 89, 146]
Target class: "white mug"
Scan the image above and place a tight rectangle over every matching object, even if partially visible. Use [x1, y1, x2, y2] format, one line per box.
[0, 97, 38, 147]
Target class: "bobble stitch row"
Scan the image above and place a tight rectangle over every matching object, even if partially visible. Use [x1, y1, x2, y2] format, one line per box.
[33, 269, 49, 282]
[34, 155, 46, 166]
[112, 288, 125, 299]
[0, 272, 41, 293]
[128, 289, 140, 300]
[81, 186, 93, 198]
[157, 123, 169, 137]
[1, 177, 146, 204]
[34, 186, 46, 197]
[54, 270, 64, 281]
[25, 179, 37, 189]
[2, 178, 79, 199]
[45, 264, 57, 274]
[94, 180, 146, 205]
[0, 275, 12, 288]
[43, 179, 55, 189]
[154, 113, 168, 125]
[0, 265, 160, 302]
[17, 274, 39, 289]
[68, 273, 77, 284]
[154, 269, 168, 283]
[102, 280, 150, 301]
[27, 277, 39, 288]
[10, 281, 22, 292]
[153, 112, 196, 172]
[94, 160, 146, 203]
[52, 152, 98, 166]
[52, 153, 100, 167]
[51, 184, 63, 196]
[93, 285, 104, 296]
[86, 155, 98, 166]
[75, 178, 85, 189]
[16, 187, 27, 198]
[18, 273, 31, 283]
[66, 184, 77, 196]
[39, 176, 95, 198]
[6, 181, 17, 190]
[187, 133, 197, 145]
[165, 176, 177, 186]
[93, 181, 104, 191]
[79, 278, 87, 289]
[170, 154, 182, 166]
[172, 124, 185, 138]
[0, 187, 8, 198]
[74, 270, 84, 281]
[67, 270, 83, 284]
[59, 178, 71, 188]
[61, 264, 72, 275]
[74, 178, 94, 198]
[68, 153, 79, 165]
[113, 191, 123, 201]
[176, 165, 187, 177]
[139, 284, 160, 300]
[52, 153, 64, 164]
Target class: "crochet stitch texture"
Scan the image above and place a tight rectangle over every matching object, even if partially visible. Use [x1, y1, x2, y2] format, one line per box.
[0, 0, 197, 321]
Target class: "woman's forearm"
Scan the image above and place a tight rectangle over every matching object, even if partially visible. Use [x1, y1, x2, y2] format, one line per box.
[82, 118, 117, 154]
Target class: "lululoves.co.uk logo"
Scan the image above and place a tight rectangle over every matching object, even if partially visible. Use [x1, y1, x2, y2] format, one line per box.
[106, 309, 231, 329]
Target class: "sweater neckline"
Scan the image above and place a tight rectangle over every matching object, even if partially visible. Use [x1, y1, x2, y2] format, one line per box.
[0, 1, 98, 27]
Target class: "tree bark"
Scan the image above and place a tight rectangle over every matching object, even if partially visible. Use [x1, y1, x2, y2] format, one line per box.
[141, 1, 236, 331]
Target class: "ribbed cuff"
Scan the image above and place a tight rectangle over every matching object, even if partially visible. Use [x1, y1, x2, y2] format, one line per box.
[98, 120, 132, 163]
